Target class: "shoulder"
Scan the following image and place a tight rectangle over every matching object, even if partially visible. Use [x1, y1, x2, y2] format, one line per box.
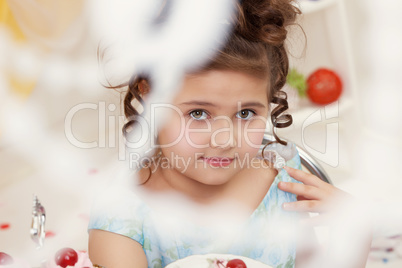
[255, 142, 302, 204]
[259, 142, 302, 173]
[88, 178, 150, 243]
[244, 141, 303, 187]
[89, 229, 148, 268]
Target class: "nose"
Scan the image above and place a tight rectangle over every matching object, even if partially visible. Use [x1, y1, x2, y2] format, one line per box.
[210, 116, 237, 149]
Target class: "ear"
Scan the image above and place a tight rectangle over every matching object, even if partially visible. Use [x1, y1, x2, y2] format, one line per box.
[138, 79, 150, 96]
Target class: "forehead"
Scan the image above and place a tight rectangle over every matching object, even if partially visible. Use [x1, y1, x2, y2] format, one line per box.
[173, 70, 270, 103]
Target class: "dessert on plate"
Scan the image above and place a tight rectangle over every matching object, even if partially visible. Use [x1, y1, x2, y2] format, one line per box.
[0, 248, 94, 268]
[42, 248, 93, 268]
[165, 254, 273, 268]
[0, 252, 31, 268]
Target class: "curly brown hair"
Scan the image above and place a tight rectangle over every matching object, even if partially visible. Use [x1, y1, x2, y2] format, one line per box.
[114, 0, 300, 145]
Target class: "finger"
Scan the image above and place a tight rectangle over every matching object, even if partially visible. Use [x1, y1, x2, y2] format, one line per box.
[297, 195, 309, 201]
[284, 166, 329, 188]
[285, 167, 353, 201]
[278, 181, 327, 200]
[299, 212, 334, 227]
[282, 200, 325, 213]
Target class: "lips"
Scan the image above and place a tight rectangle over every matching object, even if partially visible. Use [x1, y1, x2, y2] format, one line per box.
[201, 156, 234, 167]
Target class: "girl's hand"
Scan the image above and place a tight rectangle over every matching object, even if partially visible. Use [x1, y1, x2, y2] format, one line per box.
[278, 166, 352, 215]
[280, 166, 373, 268]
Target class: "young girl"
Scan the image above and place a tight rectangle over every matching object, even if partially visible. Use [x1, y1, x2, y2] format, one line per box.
[87, 0, 363, 267]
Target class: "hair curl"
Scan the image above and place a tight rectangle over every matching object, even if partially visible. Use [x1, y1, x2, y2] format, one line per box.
[116, 0, 300, 145]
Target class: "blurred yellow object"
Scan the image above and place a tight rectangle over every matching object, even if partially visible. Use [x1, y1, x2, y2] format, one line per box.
[0, 0, 36, 99]
[1, 0, 85, 48]
[0, 0, 26, 41]
[8, 73, 36, 99]
[1, 0, 86, 100]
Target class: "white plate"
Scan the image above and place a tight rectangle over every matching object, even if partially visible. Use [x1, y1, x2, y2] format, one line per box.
[165, 254, 273, 268]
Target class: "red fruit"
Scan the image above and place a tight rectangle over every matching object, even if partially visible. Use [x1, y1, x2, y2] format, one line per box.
[0, 252, 14, 265]
[55, 248, 78, 268]
[306, 68, 342, 105]
[45, 231, 56, 238]
[226, 258, 247, 268]
[0, 223, 10, 230]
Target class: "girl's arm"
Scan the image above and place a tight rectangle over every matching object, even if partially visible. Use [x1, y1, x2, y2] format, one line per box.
[88, 229, 148, 268]
[279, 166, 372, 268]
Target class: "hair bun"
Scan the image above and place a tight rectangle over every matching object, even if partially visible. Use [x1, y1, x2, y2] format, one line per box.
[235, 0, 299, 46]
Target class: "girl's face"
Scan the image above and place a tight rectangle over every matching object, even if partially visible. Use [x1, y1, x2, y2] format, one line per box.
[158, 70, 270, 186]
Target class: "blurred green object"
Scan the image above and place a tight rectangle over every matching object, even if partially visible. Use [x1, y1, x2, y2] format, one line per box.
[286, 68, 307, 97]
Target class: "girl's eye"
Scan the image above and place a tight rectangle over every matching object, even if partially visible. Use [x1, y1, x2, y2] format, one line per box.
[189, 110, 208, 120]
[236, 109, 255, 120]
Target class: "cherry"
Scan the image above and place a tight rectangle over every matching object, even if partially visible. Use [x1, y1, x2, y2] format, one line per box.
[55, 248, 78, 268]
[0, 252, 14, 265]
[226, 259, 247, 268]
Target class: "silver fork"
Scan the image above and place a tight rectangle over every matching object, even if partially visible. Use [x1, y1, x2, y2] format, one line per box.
[30, 195, 46, 249]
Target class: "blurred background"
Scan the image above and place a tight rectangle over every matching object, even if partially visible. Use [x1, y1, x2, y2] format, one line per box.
[0, 0, 401, 267]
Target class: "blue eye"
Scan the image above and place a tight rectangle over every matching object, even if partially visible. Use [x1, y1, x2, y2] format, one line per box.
[189, 110, 208, 120]
[236, 109, 255, 120]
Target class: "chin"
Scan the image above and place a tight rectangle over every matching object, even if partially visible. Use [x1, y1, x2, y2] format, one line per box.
[189, 168, 238, 186]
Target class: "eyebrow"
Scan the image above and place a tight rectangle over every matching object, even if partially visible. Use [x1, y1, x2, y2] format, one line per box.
[179, 101, 216, 107]
[179, 101, 266, 109]
[240, 101, 267, 109]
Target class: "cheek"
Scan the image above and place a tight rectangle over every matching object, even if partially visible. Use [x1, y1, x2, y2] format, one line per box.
[159, 127, 193, 164]
[158, 113, 184, 145]
[159, 117, 201, 157]
[159, 118, 210, 148]
[240, 119, 267, 150]
[186, 120, 211, 146]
